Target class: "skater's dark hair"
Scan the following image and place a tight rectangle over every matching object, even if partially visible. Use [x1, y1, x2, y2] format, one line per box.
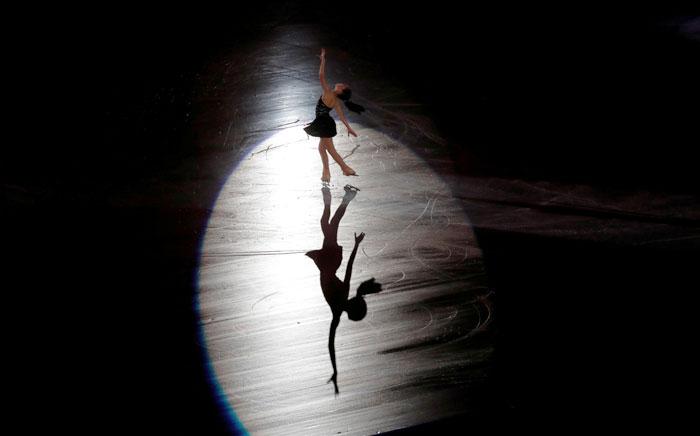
[338, 88, 352, 101]
[345, 278, 382, 321]
[339, 88, 365, 115]
[345, 296, 367, 321]
[357, 277, 382, 296]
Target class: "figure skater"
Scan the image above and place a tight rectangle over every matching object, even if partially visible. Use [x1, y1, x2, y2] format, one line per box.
[304, 48, 366, 183]
[305, 185, 382, 394]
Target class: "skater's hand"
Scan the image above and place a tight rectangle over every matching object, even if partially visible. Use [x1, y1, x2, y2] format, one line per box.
[355, 232, 365, 244]
[347, 127, 357, 137]
[327, 372, 339, 395]
[319, 48, 326, 59]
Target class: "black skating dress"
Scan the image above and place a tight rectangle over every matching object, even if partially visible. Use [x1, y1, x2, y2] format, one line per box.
[304, 96, 337, 138]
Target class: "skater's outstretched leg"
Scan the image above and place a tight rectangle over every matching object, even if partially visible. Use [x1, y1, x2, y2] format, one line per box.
[329, 188, 357, 232]
[330, 203, 348, 231]
[323, 138, 356, 176]
[318, 140, 331, 182]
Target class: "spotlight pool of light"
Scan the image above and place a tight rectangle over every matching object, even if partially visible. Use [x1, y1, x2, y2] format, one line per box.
[197, 125, 491, 435]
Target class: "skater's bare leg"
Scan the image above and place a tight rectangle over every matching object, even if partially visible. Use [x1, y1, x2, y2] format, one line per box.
[318, 140, 331, 182]
[323, 138, 356, 176]
[321, 202, 331, 238]
[330, 202, 349, 231]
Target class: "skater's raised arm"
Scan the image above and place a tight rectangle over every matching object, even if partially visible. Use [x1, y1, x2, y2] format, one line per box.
[335, 103, 358, 137]
[327, 314, 340, 394]
[344, 232, 364, 286]
[318, 48, 330, 92]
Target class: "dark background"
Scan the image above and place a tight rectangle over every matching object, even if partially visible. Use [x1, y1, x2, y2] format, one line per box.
[6, 3, 698, 433]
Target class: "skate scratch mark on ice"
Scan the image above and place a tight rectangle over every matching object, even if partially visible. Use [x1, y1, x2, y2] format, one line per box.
[481, 292, 494, 325]
[417, 305, 434, 332]
[222, 121, 234, 148]
[471, 291, 494, 334]
[199, 252, 307, 269]
[250, 138, 306, 158]
[251, 292, 278, 311]
[364, 99, 446, 145]
[463, 292, 494, 339]
[374, 101, 445, 145]
[430, 196, 439, 224]
[443, 308, 459, 323]
[345, 143, 361, 159]
[362, 196, 437, 258]
[247, 119, 302, 134]
[328, 143, 361, 166]
[389, 271, 406, 285]
[201, 249, 307, 258]
[429, 292, 494, 352]
[369, 143, 386, 170]
[409, 236, 456, 280]
[199, 314, 249, 332]
[443, 247, 453, 261]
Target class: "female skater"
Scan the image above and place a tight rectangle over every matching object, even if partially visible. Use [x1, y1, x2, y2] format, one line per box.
[305, 186, 381, 394]
[304, 48, 365, 183]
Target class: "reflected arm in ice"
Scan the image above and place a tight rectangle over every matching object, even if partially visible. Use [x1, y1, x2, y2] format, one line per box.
[327, 313, 340, 394]
[305, 186, 382, 395]
[344, 231, 364, 287]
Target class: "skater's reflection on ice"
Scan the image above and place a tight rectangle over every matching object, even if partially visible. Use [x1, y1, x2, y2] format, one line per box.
[305, 185, 382, 394]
